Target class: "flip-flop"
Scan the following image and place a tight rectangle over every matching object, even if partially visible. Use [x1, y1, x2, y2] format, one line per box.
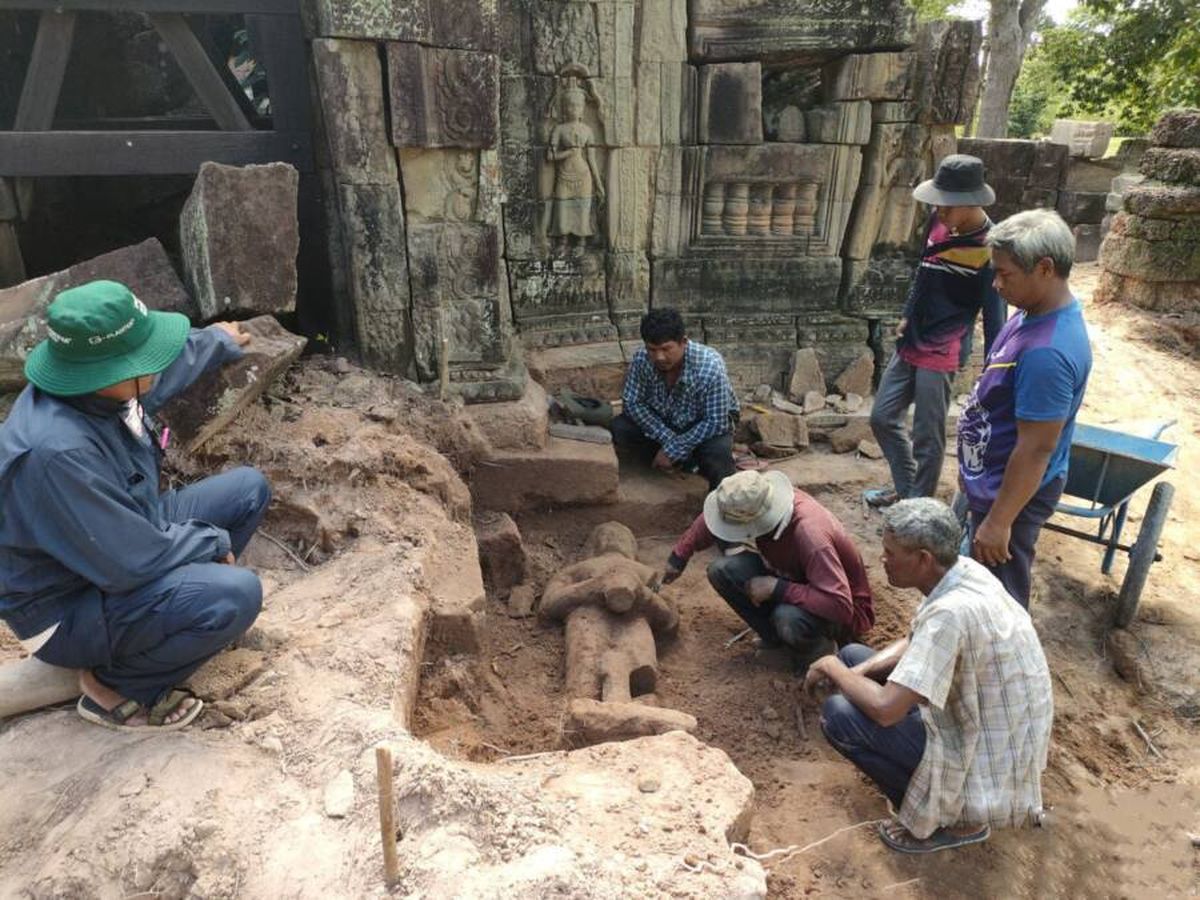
[77, 691, 203, 733]
[877, 819, 990, 854]
[862, 488, 900, 509]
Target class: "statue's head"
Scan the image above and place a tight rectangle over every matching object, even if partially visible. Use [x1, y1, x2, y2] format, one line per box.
[562, 87, 586, 121]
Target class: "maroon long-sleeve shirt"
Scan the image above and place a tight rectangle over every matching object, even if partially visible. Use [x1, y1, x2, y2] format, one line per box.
[670, 489, 875, 636]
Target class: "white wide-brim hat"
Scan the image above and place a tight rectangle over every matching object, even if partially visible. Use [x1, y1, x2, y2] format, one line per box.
[702, 470, 794, 543]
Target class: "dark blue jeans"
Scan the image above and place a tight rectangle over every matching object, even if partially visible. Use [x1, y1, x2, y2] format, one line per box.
[705, 551, 837, 659]
[820, 643, 927, 808]
[37, 466, 271, 707]
[610, 412, 736, 491]
[966, 475, 1065, 608]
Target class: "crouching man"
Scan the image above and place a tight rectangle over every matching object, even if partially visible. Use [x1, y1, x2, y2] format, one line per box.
[662, 470, 874, 667]
[0, 280, 271, 731]
[805, 498, 1052, 853]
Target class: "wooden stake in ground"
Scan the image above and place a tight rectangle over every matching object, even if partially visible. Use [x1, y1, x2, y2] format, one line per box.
[375, 746, 400, 884]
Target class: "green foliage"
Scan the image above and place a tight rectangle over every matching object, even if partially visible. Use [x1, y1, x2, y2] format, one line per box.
[1007, 43, 1069, 138]
[908, 0, 957, 22]
[1029, 0, 1200, 134]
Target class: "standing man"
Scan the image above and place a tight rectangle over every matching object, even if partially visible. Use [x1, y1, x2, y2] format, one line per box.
[807, 499, 1053, 854]
[0, 280, 271, 731]
[662, 470, 874, 665]
[957, 209, 1091, 607]
[611, 308, 739, 490]
[867, 155, 1007, 507]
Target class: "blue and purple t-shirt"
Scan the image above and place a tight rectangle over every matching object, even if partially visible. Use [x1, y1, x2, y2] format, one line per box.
[957, 299, 1092, 512]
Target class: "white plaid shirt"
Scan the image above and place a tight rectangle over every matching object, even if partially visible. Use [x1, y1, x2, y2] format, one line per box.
[889, 557, 1053, 839]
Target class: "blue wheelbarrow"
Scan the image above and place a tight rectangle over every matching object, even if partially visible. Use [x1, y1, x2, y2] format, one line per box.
[1042, 421, 1178, 627]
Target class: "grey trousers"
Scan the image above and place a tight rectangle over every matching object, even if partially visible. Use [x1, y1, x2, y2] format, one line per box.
[869, 354, 953, 499]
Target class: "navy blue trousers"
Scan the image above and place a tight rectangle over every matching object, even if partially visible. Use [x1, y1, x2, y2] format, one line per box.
[705, 551, 838, 658]
[37, 466, 271, 707]
[820, 643, 927, 808]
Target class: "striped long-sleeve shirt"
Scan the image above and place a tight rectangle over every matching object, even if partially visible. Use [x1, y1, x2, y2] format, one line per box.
[621, 340, 739, 461]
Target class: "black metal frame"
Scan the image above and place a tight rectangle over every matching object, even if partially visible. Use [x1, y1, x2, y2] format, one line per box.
[0, 0, 313, 175]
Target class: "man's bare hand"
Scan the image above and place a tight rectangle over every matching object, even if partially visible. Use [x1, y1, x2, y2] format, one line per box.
[660, 563, 683, 586]
[803, 654, 839, 698]
[972, 515, 1012, 566]
[745, 576, 777, 607]
[218, 552, 235, 565]
[895, 317, 908, 339]
[213, 321, 251, 346]
[652, 449, 675, 472]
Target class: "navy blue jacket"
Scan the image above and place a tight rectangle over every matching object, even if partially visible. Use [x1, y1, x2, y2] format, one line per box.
[0, 328, 242, 640]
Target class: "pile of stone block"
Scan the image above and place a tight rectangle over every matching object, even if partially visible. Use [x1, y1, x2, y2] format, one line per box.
[1095, 109, 1200, 311]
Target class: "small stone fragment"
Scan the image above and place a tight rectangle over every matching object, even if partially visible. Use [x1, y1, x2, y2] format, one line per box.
[507, 584, 537, 618]
[857, 439, 884, 460]
[761, 706, 779, 721]
[763, 721, 782, 740]
[118, 774, 148, 798]
[803, 391, 826, 414]
[637, 776, 661, 793]
[843, 392, 864, 412]
[323, 769, 355, 818]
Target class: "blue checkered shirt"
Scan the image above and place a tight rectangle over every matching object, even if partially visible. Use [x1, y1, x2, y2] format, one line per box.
[621, 341, 739, 461]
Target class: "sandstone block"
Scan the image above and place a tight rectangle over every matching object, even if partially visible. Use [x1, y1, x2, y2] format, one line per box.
[750, 411, 808, 449]
[833, 349, 874, 397]
[689, 0, 915, 62]
[0, 239, 194, 392]
[332, 181, 413, 374]
[397, 148, 484, 223]
[871, 100, 918, 123]
[1063, 157, 1123, 192]
[803, 101, 872, 145]
[531, 0, 600, 75]
[1020, 187, 1057, 209]
[186, 647, 266, 701]
[311, 39, 397, 184]
[429, 0, 498, 51]
[803, 390, 825, 413]
[386, 43, 499, 149]
[507, 583, 537, 618]
[1150, 109, 1200, 149]
[698, 62, 763, 144]
[1056, 190, 1108, 224]
[310, 0, 430, 40]
[180, 162, 299, 319]
[1028, 139, 1069, 189]
[474, 511, 527, 596]
[160, 317, 307, 452]
[1092, 268, 1200, 311]
[958, 137, 1036, 179]
[822, 52, 914, 101]
[857, 438, 883, 459]
[472, 437, 619, 512]
[829, 416, 873, 453]
[1050, 119, 1114, 158]
[466, 376, 548, 451]
[566, 698, 697, 745]
[1139, 148, 1200, 186]
[638, 0, 686, 61]
[1073, 223, 1104, 263]
[526, 341, 627, 400]
[787, 348, 826, 401]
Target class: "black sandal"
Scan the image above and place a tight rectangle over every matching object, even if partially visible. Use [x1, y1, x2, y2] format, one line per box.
[76, 690, 203, 732]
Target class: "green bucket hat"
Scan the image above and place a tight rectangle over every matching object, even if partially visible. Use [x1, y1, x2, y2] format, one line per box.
[23, 280, 191, 397]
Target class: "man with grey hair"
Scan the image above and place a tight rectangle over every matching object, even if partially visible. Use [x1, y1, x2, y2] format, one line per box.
[805, 498, 1053, 854]
[956, 208, 1091, 606]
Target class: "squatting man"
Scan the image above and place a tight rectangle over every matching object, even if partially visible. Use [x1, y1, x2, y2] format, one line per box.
[0, 280, 270, 731]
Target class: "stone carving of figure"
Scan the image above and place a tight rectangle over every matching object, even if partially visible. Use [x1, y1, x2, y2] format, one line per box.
[542, 70, 605, 255]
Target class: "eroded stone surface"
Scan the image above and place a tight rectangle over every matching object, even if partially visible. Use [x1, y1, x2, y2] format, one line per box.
[180, 162, 299, 320]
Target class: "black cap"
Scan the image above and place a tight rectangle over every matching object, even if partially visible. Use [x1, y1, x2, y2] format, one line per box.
[912, 154, 996, 207]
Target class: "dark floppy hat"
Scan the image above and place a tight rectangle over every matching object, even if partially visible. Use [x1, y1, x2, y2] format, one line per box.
[912, 154, 996, 207]
[23, 280, 190, 396]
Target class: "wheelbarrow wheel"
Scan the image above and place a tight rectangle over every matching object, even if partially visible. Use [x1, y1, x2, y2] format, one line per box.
[1114, 481, 1174, 628]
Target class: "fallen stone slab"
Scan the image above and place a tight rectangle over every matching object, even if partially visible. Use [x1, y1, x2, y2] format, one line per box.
[787, 347, 825, 400]
[474, 510, 526, 596]
[830, 417, 874, 453]
[471, 436, 619, 513]
[526, 341, 627, 400]
[466, 376, 548, 451]
[0, 239, 195, 392]
[548, 422, 612, 444]
[749, 411, 809, 449]
[160, 316, 307, 452]
[566, 698, 698, 745]
[0, 656, 78, 719]
[1050, 119, 1114, 158]
[185, 648, 265, 702]
[833, 349, 875, 397]
[180, 161, 300, 320]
